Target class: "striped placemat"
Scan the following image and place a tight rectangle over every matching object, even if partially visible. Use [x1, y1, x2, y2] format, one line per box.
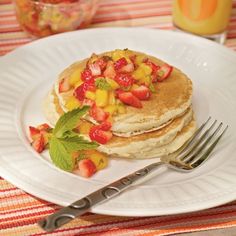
[1, 0, 236, 235]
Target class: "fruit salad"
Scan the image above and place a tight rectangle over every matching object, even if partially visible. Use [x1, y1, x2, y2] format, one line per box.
[28, 49, 173, 178]
[14, 0, 100, 37]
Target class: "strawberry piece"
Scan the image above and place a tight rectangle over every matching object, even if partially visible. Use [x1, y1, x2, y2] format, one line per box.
[74, 82, 95, 101]
[37, 123, 51, 131]
[96, 56, 110, 71]
[81, 68, 94, 83]
[97, 121, 112, 131]
[119, 63, 134, 73]
[32, 134, 45, 153]
[29, 126, 40, 140]
[118, 92, 142, 108]
[114, 57, 128, 70]
[114, 74, 134, 87]
[88, 63, 101, 76]
[89, 126, 113, 144]
[82, 98, 95, 107]
[157, 64, 173, 82]
[89, 106, 109, 122]
[131, 85, 151, 100]
[103, 61, 116, 79]
[59, 77, 71, 93]
[78, 159, 97, 178]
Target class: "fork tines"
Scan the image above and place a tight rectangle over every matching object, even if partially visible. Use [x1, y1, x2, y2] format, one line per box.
[178, 117, 228, 168]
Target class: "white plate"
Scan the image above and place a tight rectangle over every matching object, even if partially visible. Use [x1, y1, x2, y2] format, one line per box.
[0, 28, 236, 217]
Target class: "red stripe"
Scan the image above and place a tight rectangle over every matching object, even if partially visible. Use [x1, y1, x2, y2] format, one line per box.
[0, 187, 18, 192]
[93, 11, 171, 23]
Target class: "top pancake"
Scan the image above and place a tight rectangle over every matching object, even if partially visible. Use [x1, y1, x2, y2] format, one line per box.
[50, 50, 192, 137]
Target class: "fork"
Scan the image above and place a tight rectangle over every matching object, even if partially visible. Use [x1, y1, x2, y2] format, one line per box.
[38, 117, 228, 232]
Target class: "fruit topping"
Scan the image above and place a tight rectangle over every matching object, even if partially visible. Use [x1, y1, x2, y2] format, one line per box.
[78, 159, 97, 178]
[157, 64, 173, 81]
[88, 63, 101, 76]
[131, 85, 151, 100]
[114, 74, 134, 87]
[89, 106, 109, 122]
[118, 91, 142, 108]
[59, 77, 71, 93]
[89, 125, 112, 144]
[32, 133, 45, 153]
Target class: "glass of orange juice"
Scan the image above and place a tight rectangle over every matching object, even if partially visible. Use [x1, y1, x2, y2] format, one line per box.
[172, 0, 232, 44]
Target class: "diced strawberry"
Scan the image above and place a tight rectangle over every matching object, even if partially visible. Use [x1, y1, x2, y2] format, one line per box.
[82, 98, 95, 107]
[88, 63, 101, 76]
[119, 63, 134, 73]
[89, 126, 113, 144]
[74, 82, 95, 101]
[78, 159, 97, 178]
[96, 56, 110, 71]
[37, 123, 51, 131]
[29, 126, 40, 140]
[89, 106, 109, 122]
[59, 77, 71, 93]
[103, 61, 116, 79]
[32, 134, 45, 153]
[114, 74, 134, 87]
[131, 85, 151, 100]
[157, 64, 173, 82]
[114, 57, 128, 70]
[81, 68, 94, 83]
[97, 121, 112, 131]
[118, 92, 142, 108]
[115, 88, 124, 98]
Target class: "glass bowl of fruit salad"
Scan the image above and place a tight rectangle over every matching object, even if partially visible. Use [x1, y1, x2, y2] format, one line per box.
[13, 0, 100, 38]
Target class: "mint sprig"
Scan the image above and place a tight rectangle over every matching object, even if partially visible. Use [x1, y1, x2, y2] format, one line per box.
[48, 107, 99, 172]
[53, 106, 89, 138]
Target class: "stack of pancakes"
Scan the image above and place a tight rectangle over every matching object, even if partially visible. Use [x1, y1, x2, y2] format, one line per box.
[44, 50, 196, 159]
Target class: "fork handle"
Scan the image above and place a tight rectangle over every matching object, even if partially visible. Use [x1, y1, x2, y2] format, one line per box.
[38, 161, 164, 232]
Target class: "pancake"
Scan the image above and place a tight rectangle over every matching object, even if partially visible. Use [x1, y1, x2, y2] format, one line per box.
[48, 50, 192, 137]
[98, 108, 196, 159]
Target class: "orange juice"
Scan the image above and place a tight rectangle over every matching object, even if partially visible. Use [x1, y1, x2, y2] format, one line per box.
[172, 0, 232, 36]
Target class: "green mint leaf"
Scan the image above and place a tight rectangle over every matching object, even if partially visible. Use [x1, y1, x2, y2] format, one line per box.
[59, 136, 98, 152]
[149, 82, 156, 93]
[53, 106, 89, 138]
[95, 78, 112, 90]
[49, 136, 74, 172]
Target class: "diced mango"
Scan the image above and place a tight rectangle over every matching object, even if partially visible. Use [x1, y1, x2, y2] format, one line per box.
[108, 91, 116, 105]
[65, 97, 81, 110]
[104, 105, 117, 115]
[77, 121, 94, 134]
[69, 68, 83, 86]
[106, 78, 120, 90]
[117, 104, 126, 114]
[112, 49, 131, 63]
[139, 63, 152, 75]
[138, 76, 151, 86]
[87, 150, 108, 170]
[135, 55, 146, 65]
[131, 84, 139, 90]
[85, 91, 96, 100]
[95, 89, 108, 107]
[132, 63, 152, 83]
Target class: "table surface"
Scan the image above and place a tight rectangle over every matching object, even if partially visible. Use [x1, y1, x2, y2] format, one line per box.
[1, 0, 236, 235]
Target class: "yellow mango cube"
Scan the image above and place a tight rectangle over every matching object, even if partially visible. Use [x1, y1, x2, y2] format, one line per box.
[106, 78, 120, 90]
[65, 97, 81, 111]
[108, 91, 116, 105]
[69, 68, 83, 86]
[139, 63, 152, 75]
[87, 150, 108, 170]
[85, 91, 96, 100]
[77, 121, 93, 134]
[117, 104, 127, 114]
[104, 105, 117, 115]
[95, 89, 108, 107]
[135, 55, 146, 65]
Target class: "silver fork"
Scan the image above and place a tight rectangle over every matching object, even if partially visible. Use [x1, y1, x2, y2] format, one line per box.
[38, 117, 228, 232]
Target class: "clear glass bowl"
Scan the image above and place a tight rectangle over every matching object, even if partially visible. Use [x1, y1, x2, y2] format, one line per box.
[14, 0, 100, 38]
